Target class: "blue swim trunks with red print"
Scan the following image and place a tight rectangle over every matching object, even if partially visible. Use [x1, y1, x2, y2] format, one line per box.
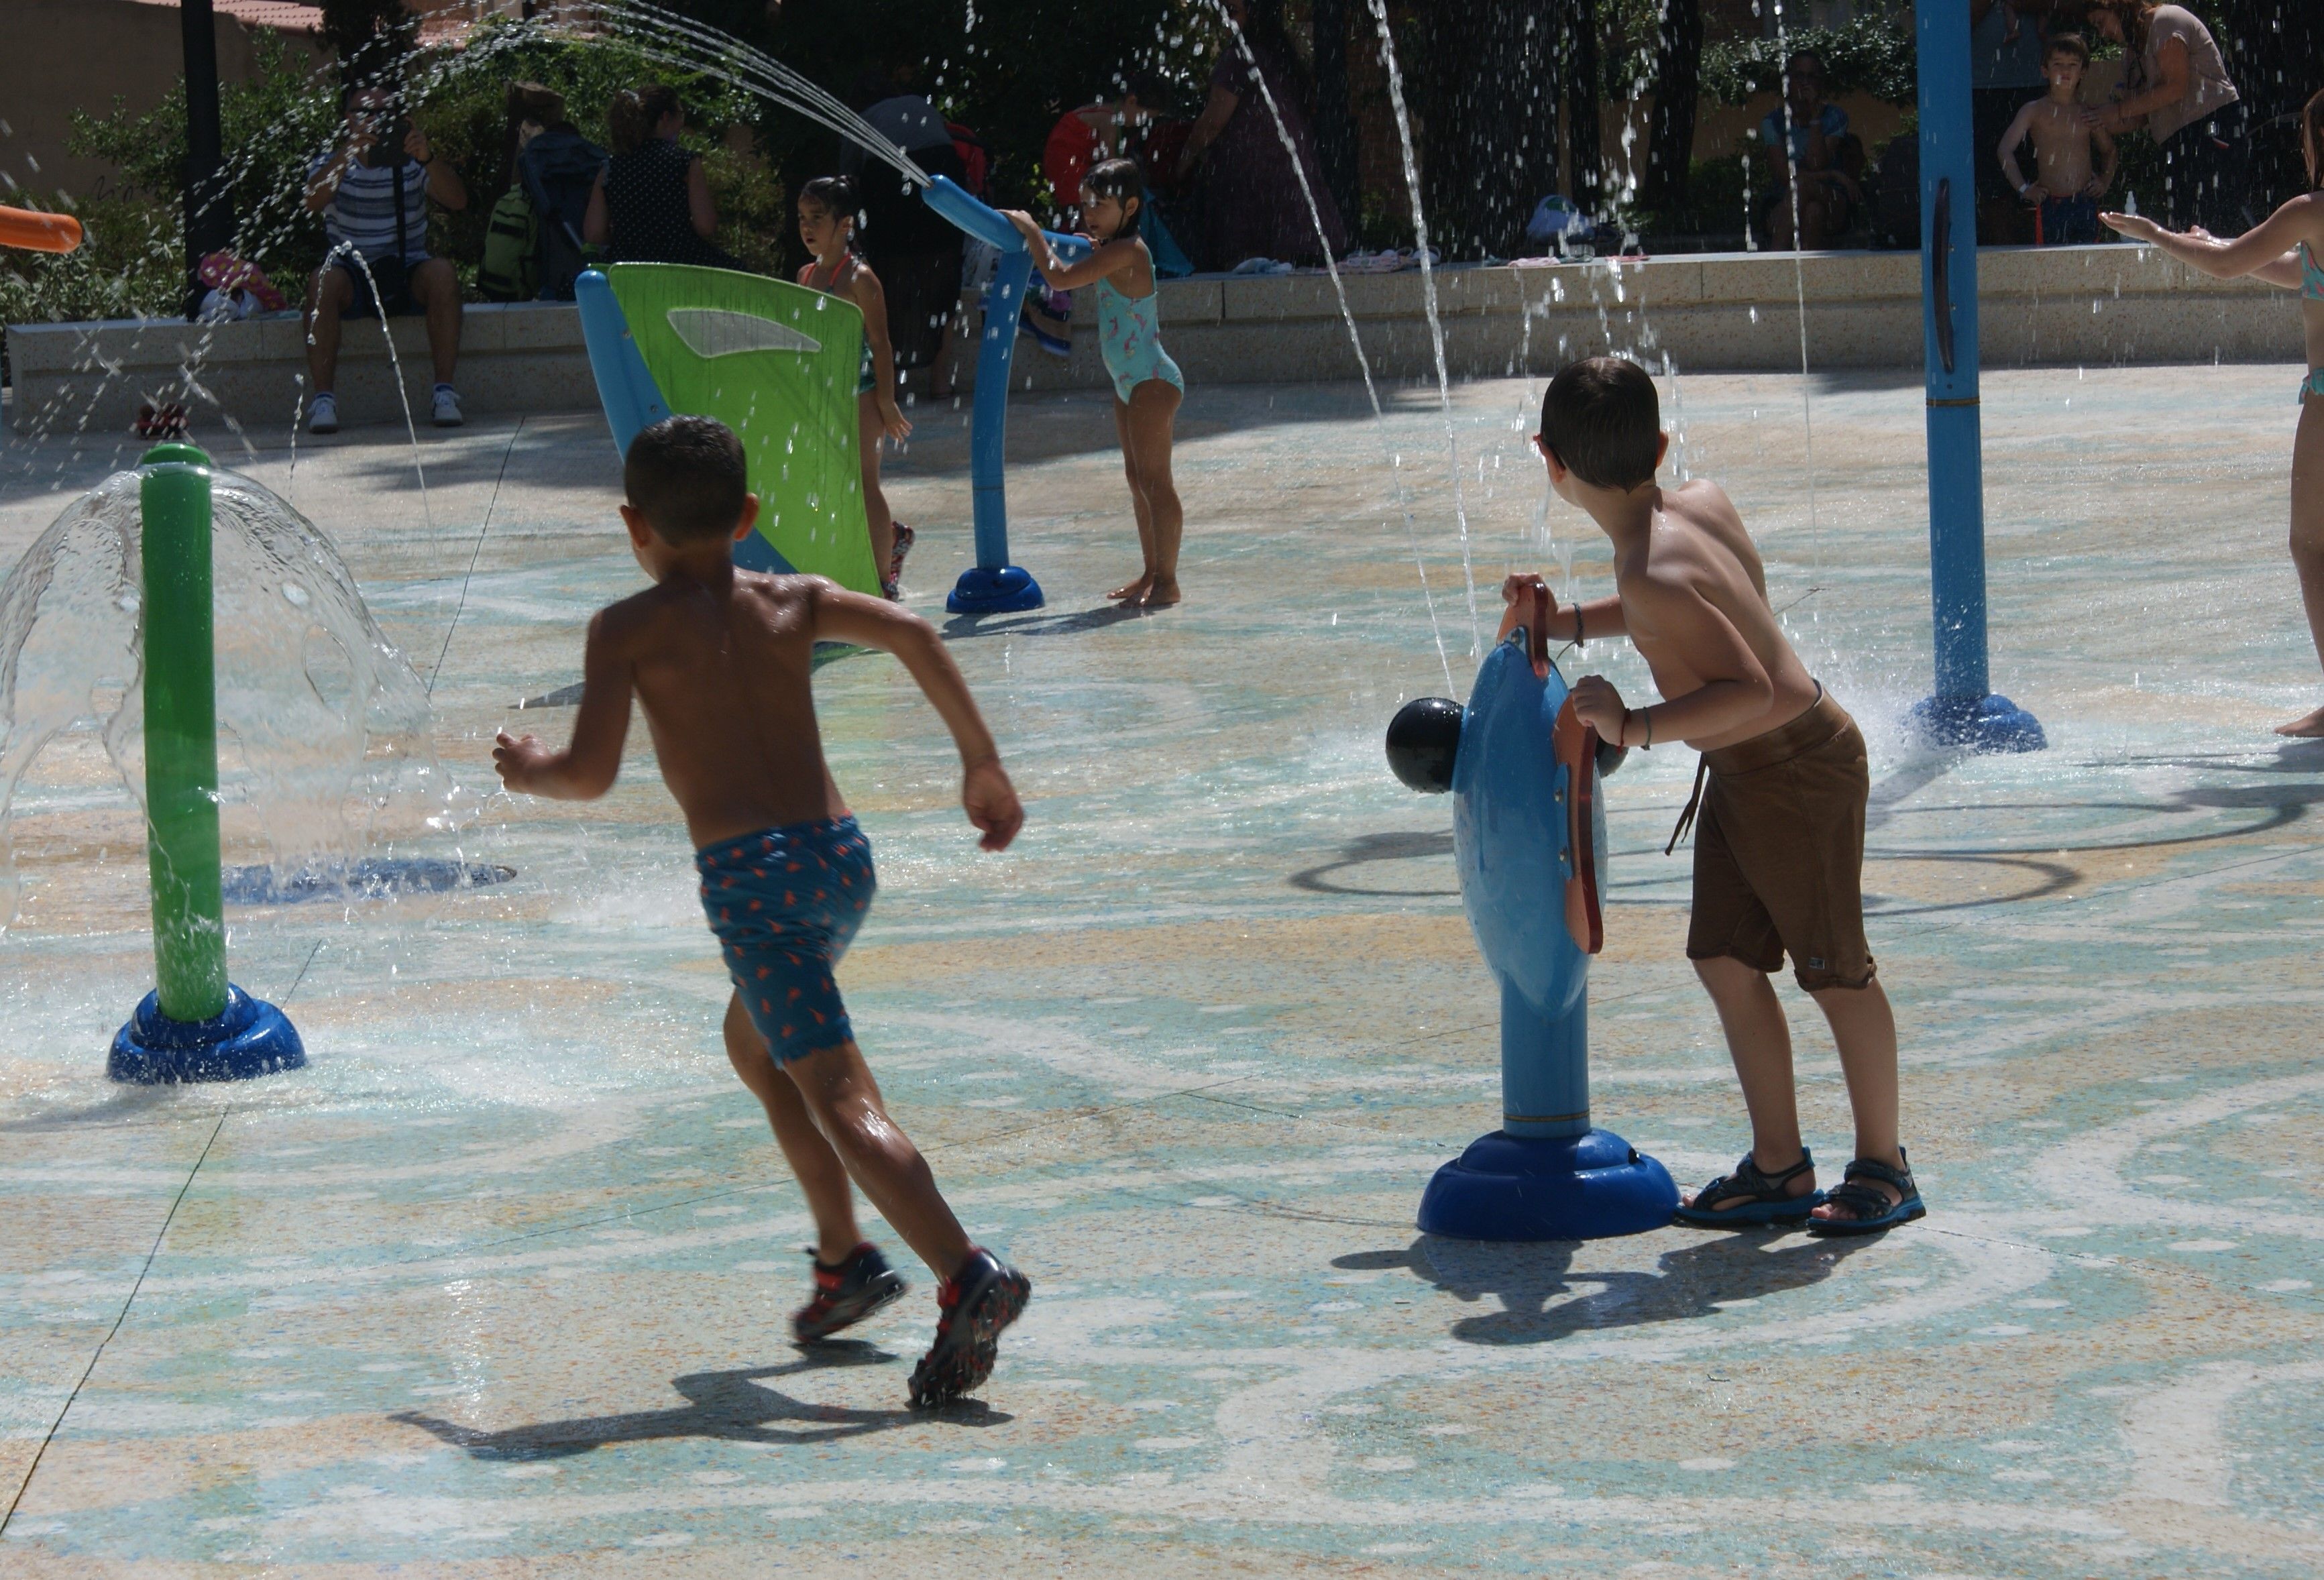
[697, 815, 875, 1064]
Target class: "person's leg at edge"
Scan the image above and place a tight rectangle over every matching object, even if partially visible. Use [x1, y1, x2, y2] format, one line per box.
[411, 258, 462, 386]
[1126, 378, 1184, 607]
[1688, 953, 1816, 1206]
[304, 264, 351, 396]
[782, 1037, 975, 1280]
[857, 392, 896, 583]
[722, 994, 863, 1266]
[1109, 394, 1156, 602]
[2279, 398, 2324, 735]
[1806, 976, 1905, 1221]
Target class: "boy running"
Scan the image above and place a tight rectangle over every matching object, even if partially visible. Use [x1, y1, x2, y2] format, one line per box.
[492, 416, 1031, 1403]
[1999, 34, 2117, 247]
[1510, 357, 1924, 1235]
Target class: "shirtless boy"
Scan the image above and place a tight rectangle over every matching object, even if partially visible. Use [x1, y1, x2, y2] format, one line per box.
[1999, 34, 2116, 246]
[492, 416, 1031, 1404]
[1509, 357, 1924, 1234]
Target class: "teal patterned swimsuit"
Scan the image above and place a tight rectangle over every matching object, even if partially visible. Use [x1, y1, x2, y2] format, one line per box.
[1095, 274, 1183, 403]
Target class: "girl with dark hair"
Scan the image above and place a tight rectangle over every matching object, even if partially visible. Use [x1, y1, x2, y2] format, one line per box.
[797, 174, 914, 597]
[2084, 1, 2248, 232]
[1003, 160, 1188, 608]
[584, 84, 738, 270]
[2105, 90, 2324, 736]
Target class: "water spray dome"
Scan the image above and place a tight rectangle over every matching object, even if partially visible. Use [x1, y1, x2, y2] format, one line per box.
[1388, 621, 1675, 1241]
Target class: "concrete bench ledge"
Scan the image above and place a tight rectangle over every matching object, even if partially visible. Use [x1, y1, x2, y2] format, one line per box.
[8, 246, 2297, 435]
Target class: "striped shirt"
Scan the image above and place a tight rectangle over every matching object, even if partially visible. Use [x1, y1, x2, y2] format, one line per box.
[311, 154, 432, 266]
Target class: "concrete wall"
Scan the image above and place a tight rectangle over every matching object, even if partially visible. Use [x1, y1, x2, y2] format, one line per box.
[7, 245, 2301, 436]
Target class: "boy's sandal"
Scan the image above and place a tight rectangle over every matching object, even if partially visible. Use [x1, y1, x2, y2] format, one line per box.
[1673, 1148, 1824, 1227]
[1805, 1151, 1926, 1237]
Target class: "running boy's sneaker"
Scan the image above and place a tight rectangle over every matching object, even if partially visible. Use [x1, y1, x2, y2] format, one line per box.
[431, 384, 463, 427]
[307, 391, 339, 434]
[792, 1241, 909, 1343]
[908, 1247, 1030, 1408]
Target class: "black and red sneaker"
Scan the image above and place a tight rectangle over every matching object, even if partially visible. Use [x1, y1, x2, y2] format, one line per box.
[908, 1248, 1030, 1408]
[791, 1242, 908, 1343]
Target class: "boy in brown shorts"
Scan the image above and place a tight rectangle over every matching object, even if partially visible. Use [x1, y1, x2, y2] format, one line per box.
[1506, 357, 1924, 1234]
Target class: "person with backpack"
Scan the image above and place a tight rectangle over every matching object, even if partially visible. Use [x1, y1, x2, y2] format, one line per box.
[584, 84, 740, 270]
[478, 82, 572, 303]
[301, 80, 469, 433]
[516, 105, 609, 301]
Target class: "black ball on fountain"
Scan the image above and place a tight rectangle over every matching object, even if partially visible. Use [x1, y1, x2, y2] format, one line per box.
[1386, 697, 1462, 793]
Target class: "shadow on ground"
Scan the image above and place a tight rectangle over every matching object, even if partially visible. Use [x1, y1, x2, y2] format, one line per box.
[1333, 1232, 1872, 1345]
[392, 1345, 1007, 1459]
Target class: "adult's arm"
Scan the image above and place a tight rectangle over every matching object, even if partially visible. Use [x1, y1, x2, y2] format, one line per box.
[1176, 82, 1240, 176]
[2094, 33, 2193, 131]
[686, 152, 718, 239]
[409, 127, 466, 212]
[583, 168, 610, 245]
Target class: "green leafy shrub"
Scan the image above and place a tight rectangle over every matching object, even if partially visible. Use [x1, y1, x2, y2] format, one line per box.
[1701, 16, 1917, 107]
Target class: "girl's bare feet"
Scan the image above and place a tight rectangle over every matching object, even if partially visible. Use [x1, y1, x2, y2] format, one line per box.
[1139, 574, 1181, 608]
[1108, 573, 1154, 602]
[2274, 705, 2324, 738]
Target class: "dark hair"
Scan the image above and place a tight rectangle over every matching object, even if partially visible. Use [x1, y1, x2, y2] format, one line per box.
[1539, 357, 1661, 491]
[502, 82, 569, 189]
[798, 174, 863, 225]
[608, 84, 683, 156]
[2308, 87, 2324, 189]
[2045, 32, 2090, 66]
[1081, 158, 1146, 240]
[624, 416, 748, 543]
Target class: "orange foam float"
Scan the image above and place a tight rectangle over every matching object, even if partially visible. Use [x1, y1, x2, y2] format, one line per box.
[0, 205, 85, 255]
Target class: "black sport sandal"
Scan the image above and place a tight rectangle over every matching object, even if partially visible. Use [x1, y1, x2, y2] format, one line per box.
[791, 1241, 908, 1343]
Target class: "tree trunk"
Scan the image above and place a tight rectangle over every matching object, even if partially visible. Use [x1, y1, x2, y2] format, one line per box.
[1641, 0, 1702, 217]
[1565, 0, 1602, 215]
[1313, 0, 1362, 235]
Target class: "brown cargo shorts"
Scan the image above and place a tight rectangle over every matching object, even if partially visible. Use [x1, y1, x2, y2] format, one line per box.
[1685, 687, 1877, 993]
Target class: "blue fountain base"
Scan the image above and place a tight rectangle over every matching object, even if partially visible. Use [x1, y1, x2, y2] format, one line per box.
[1909, 692, 2046, 753]
[1417, 1127, 1678, 1242]
[109, 984, 306, 1085]
[948, 565, 1044, 615]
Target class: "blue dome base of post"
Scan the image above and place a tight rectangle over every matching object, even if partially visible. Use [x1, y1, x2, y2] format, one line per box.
[1908, 692, 2046, 753]
[947, 565, 1045, 615]
[1418, 1127, 1677, 1242]
[109, 984, 306, 1085]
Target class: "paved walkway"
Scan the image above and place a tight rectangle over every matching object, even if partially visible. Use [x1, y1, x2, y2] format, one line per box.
[2, 367, 2320, 1576]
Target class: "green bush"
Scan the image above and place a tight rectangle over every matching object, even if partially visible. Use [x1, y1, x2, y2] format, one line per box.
[0, 193, 186, 341]
[1700, 15, 1917, 107]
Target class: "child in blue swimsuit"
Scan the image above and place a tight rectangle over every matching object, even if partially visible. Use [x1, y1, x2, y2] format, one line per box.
[2105, 88, 2324, 738]
[1004, 160, 1186, 607]
[492, 415, 1031, 1405]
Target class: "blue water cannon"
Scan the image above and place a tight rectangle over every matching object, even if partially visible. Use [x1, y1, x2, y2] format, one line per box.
[1386, 589, 1677, 1240]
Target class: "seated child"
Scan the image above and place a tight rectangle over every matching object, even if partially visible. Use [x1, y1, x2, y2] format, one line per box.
[1508, 357, 1924, 1235]
[492, 416, 1030, 1405]
[1999, 33, 2116, 247]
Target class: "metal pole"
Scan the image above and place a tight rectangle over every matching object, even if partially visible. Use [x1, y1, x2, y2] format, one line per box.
[181, 0, 227, 321]
[1912, 0, 2044, 752]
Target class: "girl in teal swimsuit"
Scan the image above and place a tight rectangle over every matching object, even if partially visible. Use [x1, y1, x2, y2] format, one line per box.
[1004, 160, 1186, 607]
[798, 176, 914, 598]
[2105, 89, 2324, 737]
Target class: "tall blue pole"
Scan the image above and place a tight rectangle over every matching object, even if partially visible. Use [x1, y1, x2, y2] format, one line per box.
[1911, 1, 2044, 752]
[920, 176, 1092, 616]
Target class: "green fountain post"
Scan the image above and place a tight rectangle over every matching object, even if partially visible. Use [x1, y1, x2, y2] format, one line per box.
[109, 442, 305, 1083]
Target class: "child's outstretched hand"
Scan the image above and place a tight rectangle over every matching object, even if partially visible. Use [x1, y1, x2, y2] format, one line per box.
[492, 729, 551, 794]
[1568, 675, 1628, 743]
[963, 756, 1023, 852]
[2101, 211, 2163, 243]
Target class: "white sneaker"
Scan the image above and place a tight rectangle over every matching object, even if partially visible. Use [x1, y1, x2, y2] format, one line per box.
[431, 385, 463, 427]
[307, 391, 339, 435]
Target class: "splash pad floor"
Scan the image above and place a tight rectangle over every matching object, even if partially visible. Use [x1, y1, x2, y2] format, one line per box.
[3, 366, 2321, 1577]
